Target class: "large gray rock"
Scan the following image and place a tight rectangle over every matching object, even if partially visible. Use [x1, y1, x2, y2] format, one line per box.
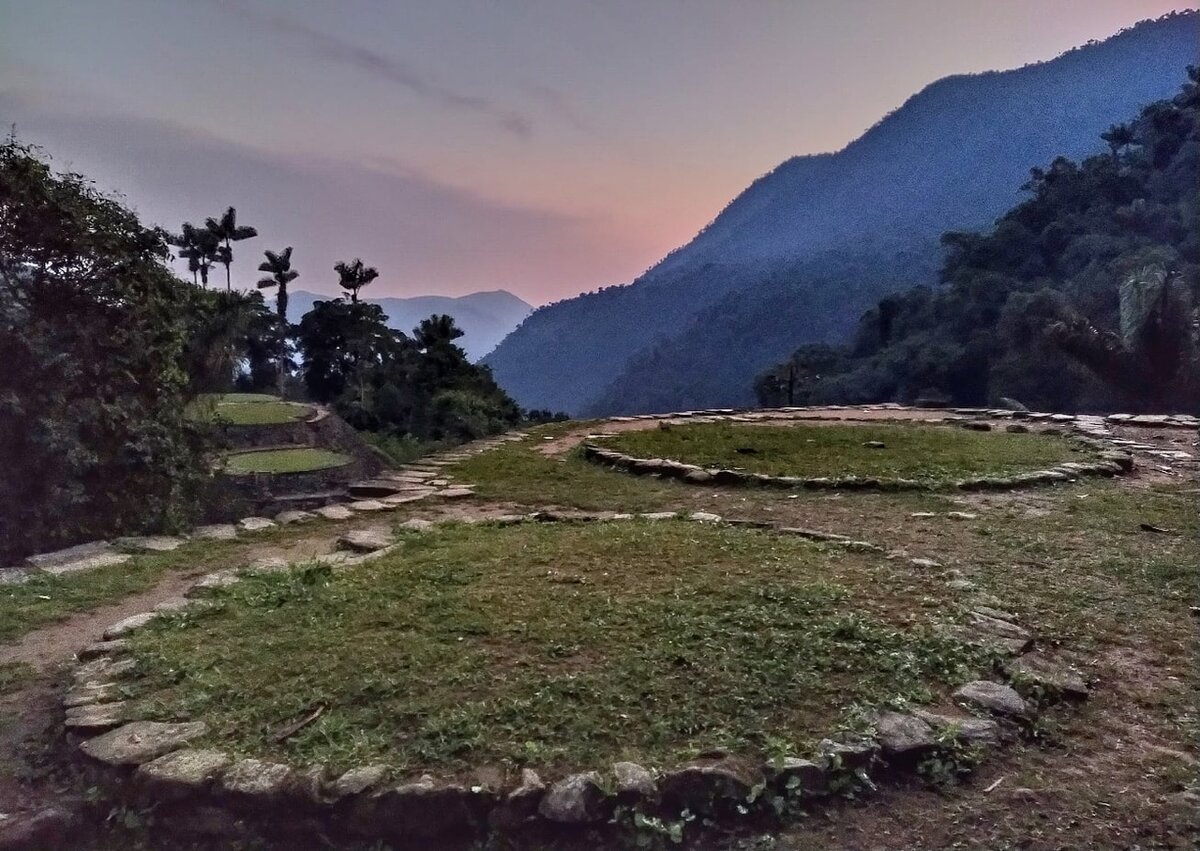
[275, 510, 316, 525]
[331, 765, 389, 800]
[871, 711, 936, 758]
[1004, 653, 1089, 700]
[63, 683, 122, 709]
[912, 709, 1000, 746]
[315, 505, 354, 521]
[953, 680, 1030, 718]
[237, 517, 277, 532]
[79, 721, 208, 766]
[136, 749, 232, 802]
[538, 771, 610, 824]
[76, 638, 130, 662]
[817, 738, 879, 771]
[612, 761, 656, 802]
[220, 759, 293, 805]
[73, 657, 136, 686]
[659, 762, 753, 815]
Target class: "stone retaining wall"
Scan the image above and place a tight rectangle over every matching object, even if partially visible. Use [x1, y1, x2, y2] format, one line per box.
[61, 511, 1093, 848]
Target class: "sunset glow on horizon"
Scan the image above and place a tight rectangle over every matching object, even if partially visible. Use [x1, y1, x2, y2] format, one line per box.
[1, 0, 1194, 304]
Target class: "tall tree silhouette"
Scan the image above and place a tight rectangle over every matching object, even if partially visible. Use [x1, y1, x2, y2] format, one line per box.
[168, 223, 220, 286]
[334, 258, 379, 303]
[414, 314, 465, 349]
[256, 247, 298, 321]
[205, 207, 258, 290]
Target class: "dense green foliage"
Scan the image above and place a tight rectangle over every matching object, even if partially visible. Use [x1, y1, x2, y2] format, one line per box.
[296, 300, 521, 441]
[483, 13, 1200, 414]
[0, 139, 209, 561]
[758, 70, 1200, 412]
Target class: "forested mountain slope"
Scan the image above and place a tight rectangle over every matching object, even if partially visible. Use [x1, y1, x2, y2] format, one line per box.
[756, 69, 1200, 413]
[484, 12, 1200, 414]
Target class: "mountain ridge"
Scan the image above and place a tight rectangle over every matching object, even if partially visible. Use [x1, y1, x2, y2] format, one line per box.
[484, 11, 1200, 414]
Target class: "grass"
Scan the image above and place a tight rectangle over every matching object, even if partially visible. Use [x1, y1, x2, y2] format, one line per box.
[126, 520, 990, 774]
[187, 393, 312, 426]
[599, 421, 1095, 483]
[223, 447, 351, 474]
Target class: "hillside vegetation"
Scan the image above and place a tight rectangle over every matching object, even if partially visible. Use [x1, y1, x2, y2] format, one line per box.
[483, 12, 1200, 414]
[757, 69, 1200, 412]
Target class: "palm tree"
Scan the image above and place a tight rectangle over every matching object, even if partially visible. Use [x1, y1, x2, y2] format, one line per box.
[205, 207, 258, 290]
[256, 247, 298, 321]
[169, 223, 221, 286]
[1100, 122, 1135, 160]
[334, 258, 379, 303]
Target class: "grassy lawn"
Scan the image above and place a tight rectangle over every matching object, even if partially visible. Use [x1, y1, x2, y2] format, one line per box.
[223, 447, 351, 474]
[599, 421, 1095, 483]
[126, 520, 989, 774]
[187, 393, 312, 425]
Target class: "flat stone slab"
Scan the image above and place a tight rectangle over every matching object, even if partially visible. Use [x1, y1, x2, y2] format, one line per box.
[347, 500, 387, 512]
[187, 571, 240, 596]
[237, 517, 277, 532]
[438, 487, 476, 499]
[348, 480, 408, 498]
[398, 519, 435, 532]
[64, 701, 130, 733]
[315, 505, 353, 521]
[913, 709, 1000, 746]
[114, 536, 186, 553]
[338, 528, 394, 553]
[25, 540, 114, 569]
[136, 749, 232, 801]
[77, 638, 130, 661]
[0, 568, 35, 585]
[79, 721, 207, 767]
[954, 680, 1029, 718]
[102, 612, 158, 640]
[220, 758, 293, 801]
[192, 524, 239, 540]
[275, 510, 316, 525]
[63, 683, 122, 708]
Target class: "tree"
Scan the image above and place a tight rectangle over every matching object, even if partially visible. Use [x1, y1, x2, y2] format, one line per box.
[413, 313, 464, 349]
[256, 247, 298, 322]
[168, 222, 220, 286]
[0, 137, 208, 561]
[205, 206, 258, 290]
[1099, 122, 1135, 160]
[334, 258, 379, 303]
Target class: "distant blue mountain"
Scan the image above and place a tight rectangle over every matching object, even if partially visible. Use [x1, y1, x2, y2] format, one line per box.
[288, 289, 531, 361]
[484, 12, 1200, 414]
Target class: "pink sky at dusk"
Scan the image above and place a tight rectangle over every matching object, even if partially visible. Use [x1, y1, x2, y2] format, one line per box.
[1, 0, 1194, 304]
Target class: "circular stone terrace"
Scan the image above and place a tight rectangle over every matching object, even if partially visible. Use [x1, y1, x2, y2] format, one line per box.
[38, 405, 1197, 848]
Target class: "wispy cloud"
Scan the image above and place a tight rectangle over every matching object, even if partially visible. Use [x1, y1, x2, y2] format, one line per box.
[524, 83, 594, 134]
[197, 0, 533, 138]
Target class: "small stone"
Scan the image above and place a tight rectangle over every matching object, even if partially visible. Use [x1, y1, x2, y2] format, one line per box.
[967, 612, 1031, 643]
[538, 771, 610, 824]
[316, 505, 354, 521]
[275, 510, 316, 524]
[1004, 653, 1089, 700]
[689, 512, 722, 523]
[871, 712, 936, 758]
[1005, 423, 1030, 433]
[658, 763, 753, 816]
[863, 440, 886, 448]
[337, 528, 393, 553]
[909, 512, 938, 518]
[953, 680, 1029, 718]
[973, 605, 1018, 622]
[187, 571, 240, 596]
[769, 757, 827, 796]
[946, 511, 978, 520]
[64, 700, 131, 733]
[399, 518, 435, 532]
[102, 612, 158, 639]
[612, 761, 656, 802]
[220, 758, 293, 804]
[331, 765, 389, 799]
[961, 421, 992, 431]
[639, 512, 677, 521]
[237, 517, 276, 532]
[439, 487, 476, 499]
[947, 579, 977, 592]
[79, 721, 208, 767]
[63, 683, 120, 709]
[910, 558, 941, 569]
[136, 749, 232, 802]
[193, 524, 239, 540]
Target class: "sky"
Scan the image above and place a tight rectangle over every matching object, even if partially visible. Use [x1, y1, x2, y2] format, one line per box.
[1, 1, 1194, 304]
